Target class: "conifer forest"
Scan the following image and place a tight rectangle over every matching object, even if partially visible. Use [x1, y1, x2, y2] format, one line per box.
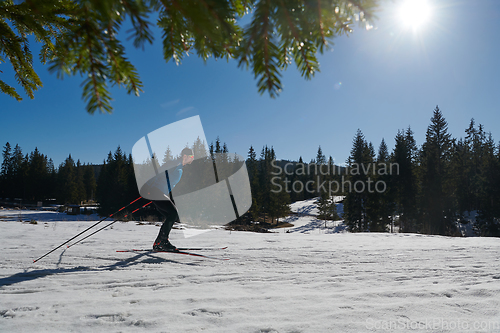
[1, 107, 499, 237]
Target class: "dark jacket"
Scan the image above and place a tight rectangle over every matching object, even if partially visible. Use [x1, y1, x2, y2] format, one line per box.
[140, 158, 184, 199]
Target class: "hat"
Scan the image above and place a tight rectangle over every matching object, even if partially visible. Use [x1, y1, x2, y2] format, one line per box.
[181, 147, 194, 156]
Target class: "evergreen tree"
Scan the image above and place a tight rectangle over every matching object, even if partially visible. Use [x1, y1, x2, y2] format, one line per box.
[1, 142, 12, 176]
[316, 195, 340, 226]
[215, 137, 222, 154]
[364, 140, 381, 231]
[474, 133, 500, 236]
[96, 148, 138, 215]
[162, 146, 174, 163]
[83, 164, 97, 201]
[314, 145, 327, 197]
[418, 106, 455, 235]
[1, 142, 12, 198]
[209, 142, 214, 158]
[96, 157, 110, 212]
[259, 146, 272, 223]
[327, 156, 341, 197]
[26, 148, 49, 201]
[126, 153, 139, 201]
[268, 186, 291, 224]
[247, 146, 261, 220]
[462, 119, 487, 212]
[192, 137, 208, 158]
[450, 138, 470, 216]
[47, 158, 57, 199]
[293, 156, 308, 201]
[265, 147, 290, 223]
[392, 128, 418, 232]
[377, 139, 388, 162]
[366, 138, 391, 232]
[343, 129, 373, 232]
[57, 155, 79, 204]
[0, 0, 378, 113]
[316, 146, 326, 165]
[314, 145, 334, 223]
[253, 146, 290, 223]
[10, 144, 26, 199]
[75, 160, 87, 202]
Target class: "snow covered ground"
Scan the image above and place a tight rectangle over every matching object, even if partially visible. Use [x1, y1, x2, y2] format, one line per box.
[284, 197, 346, 233]
[1, 206, 500, 332]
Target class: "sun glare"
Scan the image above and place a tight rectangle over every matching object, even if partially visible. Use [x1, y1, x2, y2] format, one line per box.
[398, 0, 432, 31]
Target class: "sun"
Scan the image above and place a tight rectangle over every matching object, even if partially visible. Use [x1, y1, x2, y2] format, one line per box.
[398, 0, 432, 31]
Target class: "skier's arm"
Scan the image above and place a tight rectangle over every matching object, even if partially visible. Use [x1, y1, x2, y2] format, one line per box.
[141, 164, 183, 197]
[166, 164, 183, 189]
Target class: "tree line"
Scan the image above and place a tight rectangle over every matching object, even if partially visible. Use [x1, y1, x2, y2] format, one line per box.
[250, 106, 499, 237]
[0, 143, 144, 217]
[0, 144, 96, 205]
[0, 137, 290, 221]
[340, 106, 499, 237]
[2, 106, 499, 236]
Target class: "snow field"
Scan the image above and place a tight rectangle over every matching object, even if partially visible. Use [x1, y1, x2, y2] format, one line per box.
[1, 209, 500, 332]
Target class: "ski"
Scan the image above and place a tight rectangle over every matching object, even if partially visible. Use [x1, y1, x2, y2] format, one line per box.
[124, 247, 227, 251]
[116, 249, 229, 260]
[177, 246, 228, 251]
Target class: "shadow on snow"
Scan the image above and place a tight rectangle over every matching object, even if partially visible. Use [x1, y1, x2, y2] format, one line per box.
[0, 252, 198, 287]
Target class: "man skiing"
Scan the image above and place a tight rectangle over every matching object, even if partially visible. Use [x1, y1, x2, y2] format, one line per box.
[141, 147, 195, 251]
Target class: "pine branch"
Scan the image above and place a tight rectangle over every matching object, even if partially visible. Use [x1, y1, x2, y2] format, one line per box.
[262, 1, 271, 93]
[0, 79, 22, 101]
[82, 11, 111, 114]
[121, 0, 154, 48]
[316, 0, 326, 50]
[0, 21, 42, 99]
[277, 0, 316, 79]
[1, 0, 380, 112]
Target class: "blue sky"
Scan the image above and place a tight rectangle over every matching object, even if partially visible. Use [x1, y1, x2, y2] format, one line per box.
[1, 0, 500, 168]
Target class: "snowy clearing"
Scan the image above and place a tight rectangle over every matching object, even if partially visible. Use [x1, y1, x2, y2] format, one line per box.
[1, 207, 500, 332]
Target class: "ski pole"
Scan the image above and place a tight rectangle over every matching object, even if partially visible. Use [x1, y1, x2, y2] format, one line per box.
[66, 201, 153, 249]
[33, 196, 143, 263]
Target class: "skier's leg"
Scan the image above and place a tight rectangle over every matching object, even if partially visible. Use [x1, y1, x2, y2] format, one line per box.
[152, 199, 179, 250]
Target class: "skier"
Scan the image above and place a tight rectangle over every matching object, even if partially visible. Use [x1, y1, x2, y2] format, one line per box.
[141, 147, 195, 251]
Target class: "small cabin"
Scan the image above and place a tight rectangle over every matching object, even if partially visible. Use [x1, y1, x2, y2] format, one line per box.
[67, 205, 81, 215]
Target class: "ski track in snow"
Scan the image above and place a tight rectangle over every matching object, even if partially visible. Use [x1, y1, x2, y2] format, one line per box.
[1, 208, 500, 332]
